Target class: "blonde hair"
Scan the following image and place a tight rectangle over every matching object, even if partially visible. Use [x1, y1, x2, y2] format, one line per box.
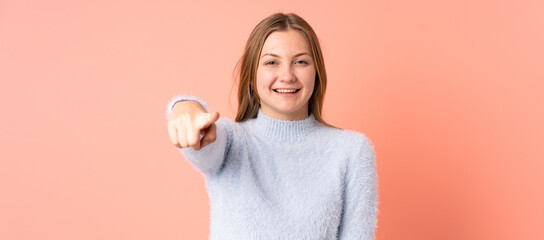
[234, 13, 332, 127]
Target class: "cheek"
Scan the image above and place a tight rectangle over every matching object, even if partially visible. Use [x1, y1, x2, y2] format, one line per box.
[299, 69, 316, 90]
[256, 69, 275, 90]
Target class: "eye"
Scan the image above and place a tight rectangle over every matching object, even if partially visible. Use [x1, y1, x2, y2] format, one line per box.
[265, 60, 277, 65]
[295, 60, 308, 65]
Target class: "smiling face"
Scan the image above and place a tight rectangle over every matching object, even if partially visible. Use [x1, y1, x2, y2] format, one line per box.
[256, 29, 316, 120]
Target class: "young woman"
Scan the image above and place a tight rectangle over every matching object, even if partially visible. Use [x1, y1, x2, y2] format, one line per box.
[166, 13, 377, 239]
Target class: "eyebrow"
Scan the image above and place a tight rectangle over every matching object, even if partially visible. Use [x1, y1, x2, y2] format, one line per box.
[260, 52, 311, 59]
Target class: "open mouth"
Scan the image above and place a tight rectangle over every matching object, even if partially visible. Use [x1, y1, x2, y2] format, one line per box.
[273, 89, 300, 93]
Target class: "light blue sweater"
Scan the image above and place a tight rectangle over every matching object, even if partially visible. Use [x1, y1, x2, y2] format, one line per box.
[167, 96, 378, 240]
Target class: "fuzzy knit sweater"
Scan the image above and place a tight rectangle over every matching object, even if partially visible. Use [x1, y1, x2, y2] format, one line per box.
[167, 96, 378, 240]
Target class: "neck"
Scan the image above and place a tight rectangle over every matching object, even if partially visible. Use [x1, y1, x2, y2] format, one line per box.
[260, 106, 309, 121]
[251, 109, 318, 142]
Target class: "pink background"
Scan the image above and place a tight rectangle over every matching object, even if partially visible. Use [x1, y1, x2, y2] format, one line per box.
[1, 0, 543, 239]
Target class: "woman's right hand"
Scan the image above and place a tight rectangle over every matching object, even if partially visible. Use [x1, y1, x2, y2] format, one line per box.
[167, 101, 220, 150]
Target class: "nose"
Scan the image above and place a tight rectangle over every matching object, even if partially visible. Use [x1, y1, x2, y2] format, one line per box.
[279, 64, 296, 82]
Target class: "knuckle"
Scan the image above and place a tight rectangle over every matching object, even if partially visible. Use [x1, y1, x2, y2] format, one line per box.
[183, 113, 194, 121]
[176, 116, 186, 124]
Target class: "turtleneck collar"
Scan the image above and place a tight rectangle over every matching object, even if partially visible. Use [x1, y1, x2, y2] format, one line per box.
[249, 109, 319, 142]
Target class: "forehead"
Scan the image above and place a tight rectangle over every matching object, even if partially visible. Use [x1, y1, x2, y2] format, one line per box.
[261, 29, 311, 55]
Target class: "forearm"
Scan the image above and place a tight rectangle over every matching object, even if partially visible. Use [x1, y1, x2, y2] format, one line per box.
[180, 119, 230, 176]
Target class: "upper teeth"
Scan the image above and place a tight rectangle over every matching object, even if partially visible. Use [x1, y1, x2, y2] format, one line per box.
[276, 89, 297, 93]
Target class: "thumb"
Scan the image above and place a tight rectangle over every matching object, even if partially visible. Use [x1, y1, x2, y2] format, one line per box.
[197, 111, 220, 129]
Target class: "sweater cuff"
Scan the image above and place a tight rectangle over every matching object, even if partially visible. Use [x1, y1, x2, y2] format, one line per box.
[166, 95, 208, 119]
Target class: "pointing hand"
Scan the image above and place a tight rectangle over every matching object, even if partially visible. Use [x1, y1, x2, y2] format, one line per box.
[167, 101, 220, 150]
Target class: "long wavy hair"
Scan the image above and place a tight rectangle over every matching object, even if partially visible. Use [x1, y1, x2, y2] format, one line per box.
[233, 13, 332, 127]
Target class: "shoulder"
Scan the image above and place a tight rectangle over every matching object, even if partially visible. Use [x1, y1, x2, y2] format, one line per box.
[214, 117, 250, 138]
[319, 125, 375, 164]
[215, 117, 240, 133]
[320, 125, 373, 149]
[215, 117, 235, 127]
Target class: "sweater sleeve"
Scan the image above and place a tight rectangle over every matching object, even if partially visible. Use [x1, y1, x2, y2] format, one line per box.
[165, 95, 208, 120]
[179, 118, 231, 176]
[338, 136, 378, 240]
